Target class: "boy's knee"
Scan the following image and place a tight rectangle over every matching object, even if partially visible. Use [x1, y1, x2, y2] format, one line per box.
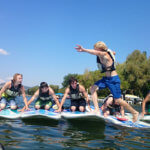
[45, 105, 50, 110]
[71, 106, 76, 112]
[35, 105, 40, 109]
[0, 104, 6, 109]
[11, 105, 17, 110]
[79, 106, 85, 112]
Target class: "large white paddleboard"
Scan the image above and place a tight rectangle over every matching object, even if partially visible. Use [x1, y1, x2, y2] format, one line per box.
[96, 114, 150, 128]
[61, 110, 96, 119]
[0, 109, 21, 119]
[21, 108, 61, 120]
[87, 106, 150, 128]
[126, 113, 150, 122]
[61, 106, 96, 119]
[140, 115, 150, 121]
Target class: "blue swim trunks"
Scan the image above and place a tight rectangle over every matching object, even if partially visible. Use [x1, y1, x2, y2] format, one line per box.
[94, 75, 121, 99]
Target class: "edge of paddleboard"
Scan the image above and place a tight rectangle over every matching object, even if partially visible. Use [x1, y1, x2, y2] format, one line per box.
[21, 109, 61, 120]
[0, 109, 21, 119]
[61, 110, 96, 119]
[95, 113, 150, 128]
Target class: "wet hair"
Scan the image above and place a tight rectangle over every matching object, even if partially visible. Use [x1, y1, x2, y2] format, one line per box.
[13, 73, 23, 83]
[39, 82, 49, 93]
[69, 77, 78, 85]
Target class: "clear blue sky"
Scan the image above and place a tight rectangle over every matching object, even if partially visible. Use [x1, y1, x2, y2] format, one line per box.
[0, 0, 150, 87]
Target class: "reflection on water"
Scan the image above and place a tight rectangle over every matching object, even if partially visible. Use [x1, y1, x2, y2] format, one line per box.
[0, 97, 150, 149]
[0, 117, 150, 150]
[22, 118, 59, 127]
[61, 118, 105, 149]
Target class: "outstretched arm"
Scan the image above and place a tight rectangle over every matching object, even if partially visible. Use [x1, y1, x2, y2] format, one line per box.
[21, 90, 39, 111]
[55, 88, 69, 112]
[21, 86, 29, 110]
[49, 87, 60, 108]
[75, 45, 106, 56]
[79, 85, 90, 109]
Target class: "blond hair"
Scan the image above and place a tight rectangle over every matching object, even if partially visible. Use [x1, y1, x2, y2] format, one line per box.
[13, 73, 23, 83]
[94, 41, 108, 50]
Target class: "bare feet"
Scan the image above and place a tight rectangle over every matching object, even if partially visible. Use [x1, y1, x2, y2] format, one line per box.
[133, 111, 139, 123]
[93, 109, 101, 115]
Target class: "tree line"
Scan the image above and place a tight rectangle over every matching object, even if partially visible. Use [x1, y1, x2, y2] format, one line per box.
[27, 50, 150, 98]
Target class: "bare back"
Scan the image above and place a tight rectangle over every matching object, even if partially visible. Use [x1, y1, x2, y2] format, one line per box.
[99, 52, 117, 77]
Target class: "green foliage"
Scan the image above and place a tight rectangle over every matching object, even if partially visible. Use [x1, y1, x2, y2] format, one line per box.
[116, 63, 130, 91]
[49, 84, 59, 93]
[27, 86, 39, 95]
[62, 73, 79, 88]
[122, 50, 150, 97]
[58, 88, 66, 94]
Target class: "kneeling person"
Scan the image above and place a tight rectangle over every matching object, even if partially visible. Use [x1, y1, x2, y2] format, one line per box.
[0, 73, 28, 110]
[57, 77, 90, 112]
[101, 94, 125, 117]
[22, 82, 60, 111]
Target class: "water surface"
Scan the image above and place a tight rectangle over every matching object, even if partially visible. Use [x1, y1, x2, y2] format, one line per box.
[0, 97, 150, 150]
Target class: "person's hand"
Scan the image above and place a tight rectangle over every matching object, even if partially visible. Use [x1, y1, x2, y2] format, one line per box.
[75, 45, 84, 52]
[55, 108, 61, 113]
[112, 51, 116, 55]
[25, 106, 30, 111]
[18, 107, 25, 112]
[93, 108, 101, 115]
[18, 106, 30, 112]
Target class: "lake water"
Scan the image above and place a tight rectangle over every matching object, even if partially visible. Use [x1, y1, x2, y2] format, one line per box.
[0, 97, 150, 150]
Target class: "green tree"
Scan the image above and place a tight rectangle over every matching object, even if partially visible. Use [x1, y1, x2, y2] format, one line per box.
[62, 73, 79, 88]
[49, 84, 59, 93]
[27, 86, 39, 95]
[122, 50, 150, 97]
[58, 87, 66, 94]
[116, 63, 130, 91]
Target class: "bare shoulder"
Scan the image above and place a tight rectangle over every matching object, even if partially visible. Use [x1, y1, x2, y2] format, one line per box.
[48, 87, 54, 94]
[79, 84, 85, 91]
[62, 87, 69, 95]
[34, 89, 40, 96]
[4, 81, 11, 88]
[48, 86, 53, 91]
[65, 87, 70, 93]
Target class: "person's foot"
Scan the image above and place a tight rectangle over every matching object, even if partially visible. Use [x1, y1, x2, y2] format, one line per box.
[93, 109, 101, 115]
[103, 114, 108, 117]
[133, 111, 139, 123]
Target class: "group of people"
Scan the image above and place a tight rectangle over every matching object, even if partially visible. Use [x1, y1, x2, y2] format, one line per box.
[0, 41, 149, 123]
[0, 74, 89, 113]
